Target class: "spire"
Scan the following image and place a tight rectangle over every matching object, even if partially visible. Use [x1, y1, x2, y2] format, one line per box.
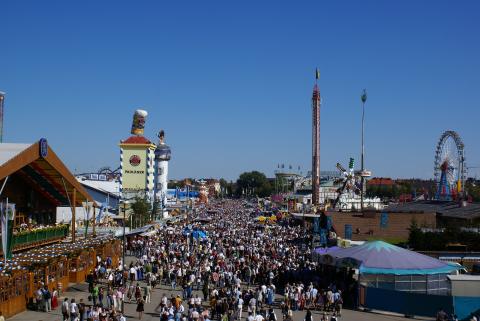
[312, 68, 320, 101]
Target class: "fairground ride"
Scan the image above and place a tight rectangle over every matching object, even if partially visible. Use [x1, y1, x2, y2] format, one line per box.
[434, 130, 466, 201]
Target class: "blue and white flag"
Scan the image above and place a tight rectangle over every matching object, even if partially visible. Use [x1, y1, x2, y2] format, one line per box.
[1, 202, 7, 264]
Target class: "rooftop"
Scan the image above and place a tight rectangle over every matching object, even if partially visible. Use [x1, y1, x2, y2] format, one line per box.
[385, 200, 480, 220]
[77, 177, 121, 196]
[120, 136, 153, 145]
[0, 143, 31, 166]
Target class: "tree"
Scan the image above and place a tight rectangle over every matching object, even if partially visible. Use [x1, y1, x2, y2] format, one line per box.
[407, 218, 423, 249]
[130, 195, 152, 229]
[235, 171, 273, 198]
[465, 180, 480, 202]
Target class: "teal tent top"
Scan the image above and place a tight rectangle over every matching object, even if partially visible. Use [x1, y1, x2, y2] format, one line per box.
[328, 241, 462, 275]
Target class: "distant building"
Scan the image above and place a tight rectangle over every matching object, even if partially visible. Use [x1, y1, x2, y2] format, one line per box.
[206, 179, 221, 197]
[77, 175, 121, 209]
[367, 177, 394, 187]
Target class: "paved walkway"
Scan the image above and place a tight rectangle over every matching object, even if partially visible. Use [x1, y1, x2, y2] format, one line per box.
[8, 276, 432, 321]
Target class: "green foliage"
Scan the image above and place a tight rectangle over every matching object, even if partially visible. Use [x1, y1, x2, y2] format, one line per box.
[465, 180, 480, 202]
[219, 178, 234, 196]
[130, 196, 152, 229]
[236, 171, 273, 197]
[408, 219, 480, 251]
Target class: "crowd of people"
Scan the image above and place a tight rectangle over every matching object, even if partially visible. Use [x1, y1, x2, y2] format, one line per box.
[118, 199, 346, 321]
[33, 199, 351, 321]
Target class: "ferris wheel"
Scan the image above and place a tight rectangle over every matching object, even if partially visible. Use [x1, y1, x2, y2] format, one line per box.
[434, 130, 466, 200]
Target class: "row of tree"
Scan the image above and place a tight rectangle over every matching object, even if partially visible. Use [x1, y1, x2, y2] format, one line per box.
[408, 219, 480, 251]
[167, 171, 275, 198]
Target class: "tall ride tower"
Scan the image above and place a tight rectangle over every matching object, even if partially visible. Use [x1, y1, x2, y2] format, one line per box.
[154, 130, 171, 217]
[312, 69, 321, 206]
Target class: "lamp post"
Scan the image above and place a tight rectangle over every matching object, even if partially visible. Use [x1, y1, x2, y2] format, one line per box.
[121, 200, 130, 272]
[360, 89, 367, 212]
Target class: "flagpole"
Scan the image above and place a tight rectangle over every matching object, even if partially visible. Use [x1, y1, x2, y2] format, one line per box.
[360, 89, 367, 212]
[5, 198, 7, 266]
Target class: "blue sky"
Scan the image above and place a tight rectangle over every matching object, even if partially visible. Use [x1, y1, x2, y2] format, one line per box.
[2, 0, 479, 180]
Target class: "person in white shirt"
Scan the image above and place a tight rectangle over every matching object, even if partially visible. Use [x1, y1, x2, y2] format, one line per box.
[255, 313, 264, 321]
[61, 298, 69, 321]
[249, 298, 256, 316]
[70, 298, 78, 321]
[194, 295, 202, 308]
[237, 297, 244, 320]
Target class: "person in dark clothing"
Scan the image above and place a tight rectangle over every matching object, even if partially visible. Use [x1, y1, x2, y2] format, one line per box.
[305, 309, 313, 321]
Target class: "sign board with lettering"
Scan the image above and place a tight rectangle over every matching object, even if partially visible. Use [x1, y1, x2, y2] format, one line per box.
[122, 148, 148, 192]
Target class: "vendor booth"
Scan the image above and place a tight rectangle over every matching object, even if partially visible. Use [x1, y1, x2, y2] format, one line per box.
[321, 241, 463, 318]
[14, 248, 69, 298]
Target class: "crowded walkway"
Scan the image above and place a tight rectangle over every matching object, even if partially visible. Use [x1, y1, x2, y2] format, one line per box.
[6, 199, 429, 321]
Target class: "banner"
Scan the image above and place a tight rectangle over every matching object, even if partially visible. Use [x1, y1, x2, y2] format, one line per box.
[6, 203, 14, 260]
[345, 224, 352, 240]
[320, 229, 327, 246]
[0, 202, 6, 263]
[0, 202, 15, 261]
[326, 216, 332, 231]
[380, 212, 388, 228]
[313, 217, 320, 234]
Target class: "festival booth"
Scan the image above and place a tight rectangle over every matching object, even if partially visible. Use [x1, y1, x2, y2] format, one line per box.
[321, 241, 463, 318]
[0, 261, 29, 318]
[13, 247, 70, 298]
[6, 236, 118, 310]
[92, 237, 121, 268]
[69, 248, 94, 284]
[103, 238, 121, 267]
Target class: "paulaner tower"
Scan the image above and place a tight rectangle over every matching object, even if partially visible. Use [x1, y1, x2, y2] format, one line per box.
[312, 69, 321, 206]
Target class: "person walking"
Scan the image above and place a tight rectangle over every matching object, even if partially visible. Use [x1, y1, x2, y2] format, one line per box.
[136, 297, 145, 320]
[61, 298, 70, 321]
[43, 286, 52, 312]
[52, 287, 59, 310]
[304, 309, 313, 321]
[78, 298, 86, 321]
[70, 299, 78, 321]
[237, 296, 244, 320]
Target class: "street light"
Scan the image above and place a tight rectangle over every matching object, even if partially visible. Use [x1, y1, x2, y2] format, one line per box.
[120, 200, 130, 272]
[360, 89, 367, 212]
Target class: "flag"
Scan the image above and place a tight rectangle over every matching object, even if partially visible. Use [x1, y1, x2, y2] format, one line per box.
[345, 224, 352, 240]
[313, 217, 320, 234]
[6, 203, 15, 259]
[97, 203, 107, 223]
[1, 202, 6, 264]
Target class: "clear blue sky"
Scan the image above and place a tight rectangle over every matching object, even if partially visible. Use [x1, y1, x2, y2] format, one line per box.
[2, 0, 479, 180]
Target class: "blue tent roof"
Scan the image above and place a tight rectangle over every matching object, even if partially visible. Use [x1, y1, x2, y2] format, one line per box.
[191, 230, 207, 239]
[328, 241, 462, 275]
